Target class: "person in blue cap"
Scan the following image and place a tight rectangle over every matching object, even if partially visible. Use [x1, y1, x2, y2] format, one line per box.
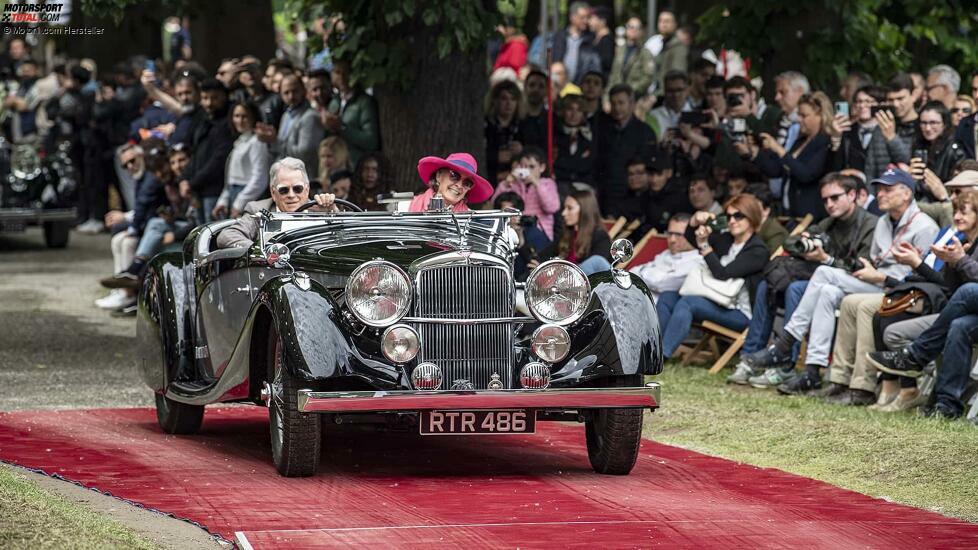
[743, 167, 939, 399]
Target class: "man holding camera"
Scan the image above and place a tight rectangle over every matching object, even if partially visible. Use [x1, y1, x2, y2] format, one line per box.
[744, 168, 938, 392]
[651, 70, 694, 141]
[729, 173, 878, 385]
[710, 76, 781, 178]
[830, 85, 910, 182]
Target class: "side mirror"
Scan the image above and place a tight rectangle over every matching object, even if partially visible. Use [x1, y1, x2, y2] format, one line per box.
[610, 238, 634, 266]
[265, 243, 291, 268]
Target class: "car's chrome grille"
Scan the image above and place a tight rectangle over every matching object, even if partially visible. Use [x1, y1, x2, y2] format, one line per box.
[415, 264, 514, 389]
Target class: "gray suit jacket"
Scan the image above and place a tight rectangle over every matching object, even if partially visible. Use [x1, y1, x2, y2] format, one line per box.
[216, 198, 276, 249]
[274, 102, 326, 181]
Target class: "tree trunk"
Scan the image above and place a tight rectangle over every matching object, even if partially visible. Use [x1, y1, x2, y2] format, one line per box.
[63, 0, 165, 70]
[375, 26, 488, 194]
[188, 0, 275, 72]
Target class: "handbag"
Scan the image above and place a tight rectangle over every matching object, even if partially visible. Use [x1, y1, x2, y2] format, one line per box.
[679, 265, 746, 309]
[878, 289, 927, 317]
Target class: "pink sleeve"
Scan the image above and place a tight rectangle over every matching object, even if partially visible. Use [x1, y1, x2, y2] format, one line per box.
[491, 180, 511, 203]
[533, 178, 561, 215]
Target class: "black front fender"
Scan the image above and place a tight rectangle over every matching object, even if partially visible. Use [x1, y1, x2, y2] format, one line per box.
[551, 271, 663, 386]
[256, 277, 400, 387]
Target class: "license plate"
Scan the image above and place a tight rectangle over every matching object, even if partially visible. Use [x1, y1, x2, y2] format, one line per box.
[419, 410, 536, 435]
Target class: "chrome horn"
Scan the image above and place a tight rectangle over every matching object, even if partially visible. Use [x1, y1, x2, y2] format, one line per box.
[610, 238, 634, 289]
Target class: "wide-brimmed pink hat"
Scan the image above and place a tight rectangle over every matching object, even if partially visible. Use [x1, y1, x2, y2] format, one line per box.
[417, 152, 494, 204]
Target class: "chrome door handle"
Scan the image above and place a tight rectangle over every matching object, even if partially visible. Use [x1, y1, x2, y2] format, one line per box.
[232, 286, 253, 294]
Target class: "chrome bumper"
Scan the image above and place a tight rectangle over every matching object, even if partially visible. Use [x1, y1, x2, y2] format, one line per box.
[297, 383, 660, 413]
[0, 207, 76, 223]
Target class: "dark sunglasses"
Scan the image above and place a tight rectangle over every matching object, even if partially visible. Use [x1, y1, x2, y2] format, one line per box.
[822, 192, 846, 204]
[275, 184, 306, 195]
[448, 170, 475, 190]
[725, 211, 747, 221]
[665, 231, 685, 237]
[952, 107, 973, 114]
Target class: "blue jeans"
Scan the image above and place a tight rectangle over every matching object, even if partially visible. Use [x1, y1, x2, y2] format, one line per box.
[662, 296, 750, 358]
[656, 291, 681, 334]
[135, 217, 192, 259]
[909, 283, 978, 414]
[579, 255, 611, 275]
[200, 196, 219, 224]
[743, 280, 808, 358]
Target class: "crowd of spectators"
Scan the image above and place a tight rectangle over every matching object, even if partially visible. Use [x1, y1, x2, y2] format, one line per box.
[484, 3, 978, 423]
[4, 4, 978, 423]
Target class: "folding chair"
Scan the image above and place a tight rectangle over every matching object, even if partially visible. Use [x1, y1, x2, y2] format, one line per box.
[616, 219, 642, 241]
[607, 216, 627, 239]
[622, 230, 667, 270]
[675, 214, 814, 372]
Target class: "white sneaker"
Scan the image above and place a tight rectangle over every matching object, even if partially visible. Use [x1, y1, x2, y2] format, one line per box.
[95, 290, 135, 310]
[76, 219, 104, 234]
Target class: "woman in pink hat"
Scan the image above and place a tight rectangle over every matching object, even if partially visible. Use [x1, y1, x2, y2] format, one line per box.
[409, 152, 495, 212]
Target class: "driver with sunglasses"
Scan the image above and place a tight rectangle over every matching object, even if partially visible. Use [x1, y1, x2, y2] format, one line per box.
[218, 157, 337, 249]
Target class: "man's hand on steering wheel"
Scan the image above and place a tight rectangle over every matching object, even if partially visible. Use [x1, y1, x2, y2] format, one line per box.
[295, 194, 364, 213]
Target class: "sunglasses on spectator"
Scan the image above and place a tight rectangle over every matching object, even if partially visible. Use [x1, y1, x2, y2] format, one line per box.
[952, 108, 973, 114]
[919, 120, 943, 127]
[822, 192, 846, 204]
[950, 187, 977, 196]
[448, 170, 475, 190]
[724, 211, 747, 221]
[275, 184, 306, 195]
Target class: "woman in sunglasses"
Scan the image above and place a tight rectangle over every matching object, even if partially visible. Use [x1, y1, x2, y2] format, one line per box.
[409, 152, 494, 212]
[660, 194, 770, 359]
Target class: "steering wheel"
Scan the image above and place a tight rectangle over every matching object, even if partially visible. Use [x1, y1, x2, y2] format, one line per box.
[295, 198, 363, 213]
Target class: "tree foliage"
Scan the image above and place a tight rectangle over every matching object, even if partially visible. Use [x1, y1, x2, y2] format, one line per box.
[289, 0, 502, 91]
[698, 0, 978, 90]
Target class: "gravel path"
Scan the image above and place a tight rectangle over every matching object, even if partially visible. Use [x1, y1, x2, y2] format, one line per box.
[0, 228, 221, 548]
[0, 228, 151, 410]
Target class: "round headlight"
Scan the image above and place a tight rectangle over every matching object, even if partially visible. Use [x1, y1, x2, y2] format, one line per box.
[525, 260, 591, 325]
[381, 324, 420, 363]
[532, 324, 571, 363]
[345, 261, 412, 327]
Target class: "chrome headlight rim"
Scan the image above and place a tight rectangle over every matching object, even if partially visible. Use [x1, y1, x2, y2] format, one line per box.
[381, 323, 421, 364]
[344, 260, 413, 328]
[525, 259, 591, 326]
[531, 323, 571, 363]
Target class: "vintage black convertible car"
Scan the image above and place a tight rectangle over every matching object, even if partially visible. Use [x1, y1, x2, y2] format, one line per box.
[137, 201, 663, 477]
[0, 139, 77, 248]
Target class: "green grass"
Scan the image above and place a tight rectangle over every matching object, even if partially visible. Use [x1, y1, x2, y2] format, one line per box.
[643, 364, 978, 522]
[0, 465, 157, 550]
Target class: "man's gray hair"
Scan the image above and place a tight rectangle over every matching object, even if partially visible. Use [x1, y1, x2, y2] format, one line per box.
[928, 64, 961, 94]
[776, 70, 811, 94]
[569, 1, 590, 15]
[269, 157, 309, 187]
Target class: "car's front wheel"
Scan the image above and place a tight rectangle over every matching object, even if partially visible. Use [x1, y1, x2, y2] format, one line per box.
[585, 375, 645, 475]
[268, 330, 321, 477]
[155, 392, 204, 434]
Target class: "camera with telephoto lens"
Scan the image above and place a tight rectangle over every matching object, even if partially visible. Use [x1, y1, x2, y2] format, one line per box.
[719, 117, 749, 143]
[838, 256, 864, 273]
[784, 230, 830, 257]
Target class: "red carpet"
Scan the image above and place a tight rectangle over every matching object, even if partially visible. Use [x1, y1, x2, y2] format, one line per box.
[1, 407, 975, 549]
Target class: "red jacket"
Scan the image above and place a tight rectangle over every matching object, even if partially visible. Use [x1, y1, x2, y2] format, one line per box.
[493, 36, 529, 73]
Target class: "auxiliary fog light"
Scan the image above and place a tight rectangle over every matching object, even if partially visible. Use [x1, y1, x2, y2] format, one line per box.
[411, 362, 442, 390]
[520, 362, 551, 389]
[531, 324, 571, 363]
[381, 324, 420, 363]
